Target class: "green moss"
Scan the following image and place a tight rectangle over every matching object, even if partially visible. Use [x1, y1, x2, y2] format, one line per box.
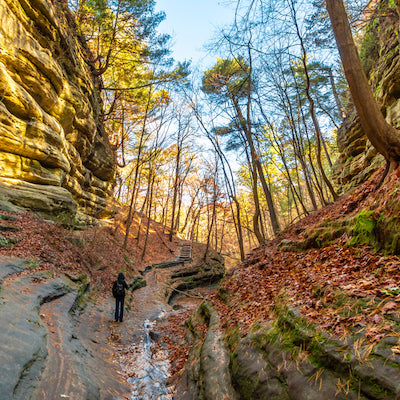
[69, 273, 89, 314]
[233, 373, 259, 399]
[348, 210, 376, 247]
[216, 286, 231, 305]
[185, 316, 195, 335]
[129, 276, 146, 291]
[23, 259, 39, 269]
[225, 325, 239, 352]
[0, 235, 19, 248]
[55, 211, 79, 230]
[227, 290, 400, 399]
[359, 378, 391, 400]
[374, 216, 400, 255]
[376, 80, 383, 96]
[360, 31, 380, 76]
[381, 286, 400, 296]
[123, 254, 134, 265]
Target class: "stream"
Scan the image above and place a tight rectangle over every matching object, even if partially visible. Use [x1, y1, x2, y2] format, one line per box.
[113, 266, 211, 399]
[129, 315, 173, 400]
[112, 268, 177, 400]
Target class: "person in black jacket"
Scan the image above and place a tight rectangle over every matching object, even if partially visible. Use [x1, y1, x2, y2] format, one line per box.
[112, 272, 129, 322]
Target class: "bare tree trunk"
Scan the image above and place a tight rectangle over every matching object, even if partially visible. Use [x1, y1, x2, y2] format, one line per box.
[141, 172, 155, 260]
[326, 0, 400, 172]
[190, 208, 201, 242]
[161, 176, 172, 232]
[123, 88, 152, 251]
[232, 98, 281, 235]
[204, 187, 217, 260]
[248, 157, 265, 245]
[289, 0, 338, 200]
[270, 127, 309, 216]
[169, 145, 182, 241]
[181, 186, 201, 234]
[232, 196, 245, 261]
[327, 67, 345, 121]
[265, 73, 319, 211]
[192, 105, 246, 259]
[137, 170, 152, 243]
[218, 209, 227, 253]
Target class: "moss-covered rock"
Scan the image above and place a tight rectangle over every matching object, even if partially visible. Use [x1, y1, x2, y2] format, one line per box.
[177, 301, 238, 400]
[227, 296, 400, 400]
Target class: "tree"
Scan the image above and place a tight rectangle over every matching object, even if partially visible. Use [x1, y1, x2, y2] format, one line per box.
[189, 92, 246, 260]
[288, 0, 338, 200]
[202, 57, 281, 236]
[326, 0, 400, 173]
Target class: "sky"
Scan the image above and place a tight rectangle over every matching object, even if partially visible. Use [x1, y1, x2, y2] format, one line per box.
[154, 0, 236, 69]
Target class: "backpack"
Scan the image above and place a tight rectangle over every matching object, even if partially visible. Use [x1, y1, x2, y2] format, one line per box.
[113, 281, 125, 297]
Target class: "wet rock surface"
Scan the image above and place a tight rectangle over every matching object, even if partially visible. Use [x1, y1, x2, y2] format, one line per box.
[0, 246, 226, 399]
[0, 257, 130, 400]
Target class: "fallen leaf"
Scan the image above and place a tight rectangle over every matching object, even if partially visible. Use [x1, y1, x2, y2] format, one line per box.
[381, 301, 397, 314]
[372, 314, 383, 324]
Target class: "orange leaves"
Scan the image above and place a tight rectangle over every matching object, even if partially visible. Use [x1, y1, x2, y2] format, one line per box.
[210, 231, 400, 346]
[381, 301, 397, 314]
[392, 345, 400, 354]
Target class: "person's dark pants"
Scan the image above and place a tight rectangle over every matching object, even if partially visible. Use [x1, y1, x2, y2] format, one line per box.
[115, 296, 125, 322]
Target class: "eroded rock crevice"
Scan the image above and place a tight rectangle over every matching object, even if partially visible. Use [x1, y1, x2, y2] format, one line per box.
[179, 296, 400, 400]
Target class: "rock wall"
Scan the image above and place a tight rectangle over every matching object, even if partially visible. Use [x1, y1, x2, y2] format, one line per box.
[333, 0, 399, 191]
[179, 298, 400, 400]
[0, 0, 115, 218]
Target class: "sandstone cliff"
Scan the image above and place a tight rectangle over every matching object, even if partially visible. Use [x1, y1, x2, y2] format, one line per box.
[0, 0, 115, 218]
[333, 0, 399, 191]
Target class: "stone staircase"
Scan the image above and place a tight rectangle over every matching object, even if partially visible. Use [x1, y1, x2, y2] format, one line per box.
[140, 241, 193, 276]
[177, 242, 192, 262]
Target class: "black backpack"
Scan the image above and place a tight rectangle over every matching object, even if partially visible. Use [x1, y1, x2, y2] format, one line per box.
[113, 281, 125, 297]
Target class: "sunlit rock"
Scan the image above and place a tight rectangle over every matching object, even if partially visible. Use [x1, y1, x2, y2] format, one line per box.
[0, 0, 115, 218]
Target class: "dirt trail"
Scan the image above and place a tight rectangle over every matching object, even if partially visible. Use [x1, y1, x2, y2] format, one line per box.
[0, 246, 221, 399]
[110, 268, 178, 399]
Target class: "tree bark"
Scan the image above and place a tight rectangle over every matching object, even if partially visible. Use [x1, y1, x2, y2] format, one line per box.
[141, 171, 155, 260]
[169, 145, 182, 241]
[326, 0, 400, 171]
[123, 88, 152, 251]
[288, 0, 338, 201]
[232, 97, 281, 235]
[327, 67, 346, 122]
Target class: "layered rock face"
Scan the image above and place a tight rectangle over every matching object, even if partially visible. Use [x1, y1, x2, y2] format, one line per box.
[333, 0, 399, 191]
[0, 0, 115, 218]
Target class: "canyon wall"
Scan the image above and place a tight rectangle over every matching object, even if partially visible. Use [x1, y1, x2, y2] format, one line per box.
[0, 0, 115, 218]
[333, 1, 400, 191]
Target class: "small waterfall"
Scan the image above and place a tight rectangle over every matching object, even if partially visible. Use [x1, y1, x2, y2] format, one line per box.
[129, 318, 173, 400]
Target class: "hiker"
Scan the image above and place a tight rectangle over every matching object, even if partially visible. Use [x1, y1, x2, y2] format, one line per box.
[112, 272, 129, 322]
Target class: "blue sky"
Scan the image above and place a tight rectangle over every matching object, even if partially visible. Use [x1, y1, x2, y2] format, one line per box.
[154, 0, 235, 69]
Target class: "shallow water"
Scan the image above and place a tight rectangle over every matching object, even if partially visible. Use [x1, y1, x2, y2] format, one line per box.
[129, 317, 173, 400]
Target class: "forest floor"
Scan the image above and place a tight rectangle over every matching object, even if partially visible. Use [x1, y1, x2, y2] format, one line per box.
[0, 206, 217, 398]
[0, 207, 187, 294]
[1, 167, 400, 397]
[160, 167, 400, 388]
